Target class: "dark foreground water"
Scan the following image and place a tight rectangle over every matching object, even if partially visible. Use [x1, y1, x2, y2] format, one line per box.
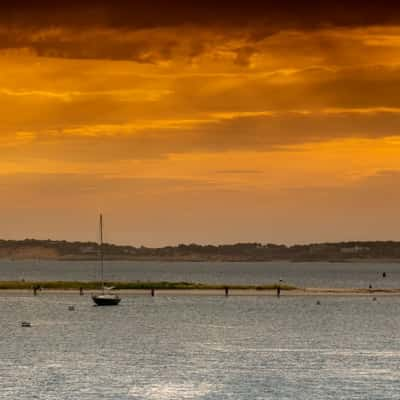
[1, 293, 400, 399]
[1, 259, 400, 288]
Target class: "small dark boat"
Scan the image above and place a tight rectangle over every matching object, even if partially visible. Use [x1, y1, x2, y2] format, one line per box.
[92, 293, 121, 306]
[21, 321, 31, 327]
[92, 214, 121, 306]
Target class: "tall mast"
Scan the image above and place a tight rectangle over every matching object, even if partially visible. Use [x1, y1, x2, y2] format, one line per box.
[100, 213, 104, 293]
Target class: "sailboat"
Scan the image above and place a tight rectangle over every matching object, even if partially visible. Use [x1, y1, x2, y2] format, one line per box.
[92, 214, 121, 306]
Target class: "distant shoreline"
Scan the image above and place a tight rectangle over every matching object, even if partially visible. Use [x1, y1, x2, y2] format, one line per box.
[2, 239, 400, 262]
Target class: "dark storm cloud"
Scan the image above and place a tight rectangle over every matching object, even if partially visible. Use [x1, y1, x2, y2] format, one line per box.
[1, 1, 399, 30]
[0, 1, 399, 62]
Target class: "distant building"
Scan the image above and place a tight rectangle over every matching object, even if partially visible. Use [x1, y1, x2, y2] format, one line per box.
[309, 244, 331, 254]
[79, 246, 96, 254]
[123, 248, 137, 255]
[340, 245, 370, 254]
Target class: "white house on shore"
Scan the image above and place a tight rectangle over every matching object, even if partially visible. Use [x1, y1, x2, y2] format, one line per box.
[340, 245, 370, 254]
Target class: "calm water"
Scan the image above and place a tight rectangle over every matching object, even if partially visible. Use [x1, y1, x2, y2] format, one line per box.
[1, 259, 400, 288]
[1, 293, 400, 399]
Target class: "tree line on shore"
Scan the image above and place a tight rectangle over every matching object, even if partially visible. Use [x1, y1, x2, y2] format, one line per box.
[1, 239, 400, 261]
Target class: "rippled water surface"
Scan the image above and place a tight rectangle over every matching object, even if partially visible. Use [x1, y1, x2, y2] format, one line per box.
[1, 260, 400, 288]
[1, 293, 400, 399]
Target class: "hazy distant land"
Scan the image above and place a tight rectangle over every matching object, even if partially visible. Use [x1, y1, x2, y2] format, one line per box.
[1, 239, 400, 262]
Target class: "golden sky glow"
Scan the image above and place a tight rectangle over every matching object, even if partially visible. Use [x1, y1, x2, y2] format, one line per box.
[1, 3, 400, 245]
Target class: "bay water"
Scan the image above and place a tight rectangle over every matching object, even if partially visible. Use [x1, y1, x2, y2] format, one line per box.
[1, 259, 399, 288]
[1, 293, 400, 399]
[1, 260, 400, 399]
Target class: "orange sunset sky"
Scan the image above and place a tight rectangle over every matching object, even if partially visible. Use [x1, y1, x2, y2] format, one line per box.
[1, 1, 400, 246]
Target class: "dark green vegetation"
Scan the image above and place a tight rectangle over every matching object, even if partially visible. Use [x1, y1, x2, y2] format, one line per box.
[0, 281, 297, 291]
[2, 239, 400, 261]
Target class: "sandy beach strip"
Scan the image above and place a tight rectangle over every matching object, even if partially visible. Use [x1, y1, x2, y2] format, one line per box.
[1, 288, 400, 296]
